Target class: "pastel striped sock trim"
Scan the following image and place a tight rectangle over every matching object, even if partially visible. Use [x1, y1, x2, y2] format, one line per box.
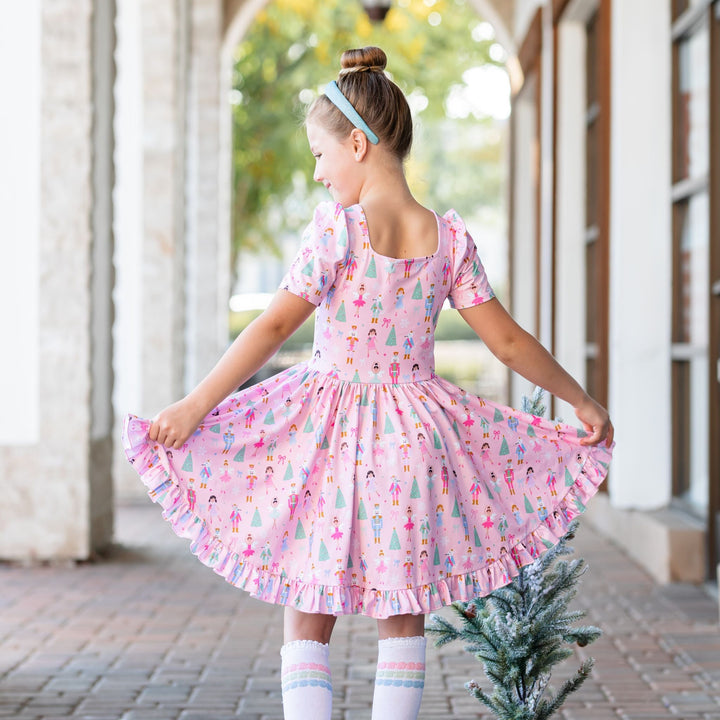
[282, 663, 332, 693]
[284, 662, 331, 672]
[377, 661, 425, 670]
[375, 662, 425, 688]
[280, 641, 332, 720]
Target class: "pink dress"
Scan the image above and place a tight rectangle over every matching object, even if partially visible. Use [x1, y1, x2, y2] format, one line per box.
[122, 202, 613, 618]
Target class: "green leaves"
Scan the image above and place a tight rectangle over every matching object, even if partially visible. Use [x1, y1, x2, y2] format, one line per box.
[425, 520, 601, 719]
[231, 0, 506, 269]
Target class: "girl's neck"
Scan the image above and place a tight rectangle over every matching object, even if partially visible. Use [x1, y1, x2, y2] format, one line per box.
[358, 162, 419, 214]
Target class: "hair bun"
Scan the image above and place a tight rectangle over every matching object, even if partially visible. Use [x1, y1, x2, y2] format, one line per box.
[340, 47, 387, 73]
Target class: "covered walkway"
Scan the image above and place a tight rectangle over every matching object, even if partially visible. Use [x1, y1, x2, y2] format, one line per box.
[1, 506, 718, 719]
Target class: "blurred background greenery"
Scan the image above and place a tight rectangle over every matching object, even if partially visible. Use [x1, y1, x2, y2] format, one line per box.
[230, 0, 509, 398]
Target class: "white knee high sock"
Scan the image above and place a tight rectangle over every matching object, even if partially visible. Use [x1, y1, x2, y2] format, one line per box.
[371, 635, 427, 720]
[280, 640, 332, 720]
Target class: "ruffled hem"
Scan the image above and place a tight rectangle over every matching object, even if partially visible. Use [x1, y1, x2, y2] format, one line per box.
[122, 413, 611, 619]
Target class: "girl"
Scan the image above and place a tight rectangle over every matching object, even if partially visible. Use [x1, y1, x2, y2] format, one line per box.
[122, 46, 614, 720]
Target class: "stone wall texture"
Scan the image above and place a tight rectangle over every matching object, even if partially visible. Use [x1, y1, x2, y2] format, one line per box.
[0, 0, 115, 560]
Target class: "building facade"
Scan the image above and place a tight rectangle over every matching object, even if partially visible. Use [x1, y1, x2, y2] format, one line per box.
[1, 0, 717, 599]
[497, 0, 719, 584]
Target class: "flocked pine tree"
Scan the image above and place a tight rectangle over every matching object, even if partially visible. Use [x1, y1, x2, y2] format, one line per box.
[425, 388, 601, 720]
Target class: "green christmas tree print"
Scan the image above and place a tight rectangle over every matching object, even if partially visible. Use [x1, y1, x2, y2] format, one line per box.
[251, 508, 262, 527]
[318, 540, 330, 562]
[389, 529, 401, 550]
[335, 301, 346, 322]
[336, 487, 346, 509]
[233, 446, 245, 462]
[357, 498, 367, 520]
[386, 326, 397, 345]
[412, 279, 423, 299]
[263, 409, 275, 425]
[365, 256, 377, 278]
[295, 520, 306, 540]
[410, 477, 421, 499]
[499, 437, 510, 455]
[182, 452, 193, 472]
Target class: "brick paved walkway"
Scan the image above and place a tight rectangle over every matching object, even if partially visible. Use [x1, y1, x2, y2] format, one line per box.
[1, 503, 718, 720]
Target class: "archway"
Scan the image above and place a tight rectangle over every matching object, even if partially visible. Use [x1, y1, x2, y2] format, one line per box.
[220, 0, 515, 399]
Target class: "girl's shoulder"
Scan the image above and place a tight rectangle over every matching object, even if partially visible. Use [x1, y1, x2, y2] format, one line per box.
[439, 208, 469, 243]
[304, 201, 350, 252]
[310, 200, 347, 228]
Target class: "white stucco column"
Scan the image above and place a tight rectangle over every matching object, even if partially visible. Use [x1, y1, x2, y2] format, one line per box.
[608, 0, 672, 508]
[554, 18, 588, 423]
[510, 77, 539, 409]
[0, 0, 116, 560]
[185, 0, 227, 390]
[113, 0, 190, 498]
[0, 2, 41, 447]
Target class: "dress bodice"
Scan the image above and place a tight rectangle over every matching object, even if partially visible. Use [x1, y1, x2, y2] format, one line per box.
[281, 203, 494, 385]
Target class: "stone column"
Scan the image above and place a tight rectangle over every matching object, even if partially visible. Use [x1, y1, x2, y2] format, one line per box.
[185, 0, 227, 389]
[554, 17, 588, 423]
[0, 0, 116, 560]
[113, 0, 190, 498]
[608, 0, 672, 509]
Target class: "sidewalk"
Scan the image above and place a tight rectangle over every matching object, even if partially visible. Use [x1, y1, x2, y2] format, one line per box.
[1, 502, 718, 720]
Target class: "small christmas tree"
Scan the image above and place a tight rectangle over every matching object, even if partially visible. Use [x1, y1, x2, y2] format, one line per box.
[425, 388, 601, 720]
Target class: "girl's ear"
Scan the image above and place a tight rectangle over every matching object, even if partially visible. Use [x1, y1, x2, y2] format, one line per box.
[350, 128, 369, 161]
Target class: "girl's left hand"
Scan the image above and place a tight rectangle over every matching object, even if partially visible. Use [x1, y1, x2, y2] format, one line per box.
[573, 396, 614, 448]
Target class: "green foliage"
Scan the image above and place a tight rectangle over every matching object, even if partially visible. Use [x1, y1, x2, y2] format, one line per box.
[426, 518, 601, 720]
[435, 308, 479, 341]
[231, 305, 478, 344]
[229, 309, 315, 348]
[231, 0, 506, 266]
[520, 386, 547, 418]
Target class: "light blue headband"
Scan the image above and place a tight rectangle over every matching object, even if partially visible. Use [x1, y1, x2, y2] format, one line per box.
[324, 81, 379, 145]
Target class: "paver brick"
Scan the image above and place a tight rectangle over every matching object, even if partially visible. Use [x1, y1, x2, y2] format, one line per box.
[0, 504, 718, 719]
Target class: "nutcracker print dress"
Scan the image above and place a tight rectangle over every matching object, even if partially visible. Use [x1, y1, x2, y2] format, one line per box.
[122, 201, 613, 618]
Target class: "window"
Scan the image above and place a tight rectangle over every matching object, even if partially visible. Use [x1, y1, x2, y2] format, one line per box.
[583, 7, 609, 407]
[671, 1, 711, 514]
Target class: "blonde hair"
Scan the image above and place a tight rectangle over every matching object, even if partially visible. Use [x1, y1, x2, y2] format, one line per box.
[307, 46, 413, 162]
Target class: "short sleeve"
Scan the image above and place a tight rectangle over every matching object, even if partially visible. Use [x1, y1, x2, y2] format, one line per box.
[444, 210, 495, 310]
[279, 202, 347, 306]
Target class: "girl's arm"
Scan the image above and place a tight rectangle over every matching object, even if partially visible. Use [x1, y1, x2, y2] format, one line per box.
[149, 290, 315, 449]
[458, 298, 614, 447]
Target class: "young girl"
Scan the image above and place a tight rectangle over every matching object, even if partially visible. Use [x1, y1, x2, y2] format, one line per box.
[122, 46, 614, 720]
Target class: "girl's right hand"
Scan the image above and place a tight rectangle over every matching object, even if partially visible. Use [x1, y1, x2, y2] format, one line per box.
[148, 397, 206, 450]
